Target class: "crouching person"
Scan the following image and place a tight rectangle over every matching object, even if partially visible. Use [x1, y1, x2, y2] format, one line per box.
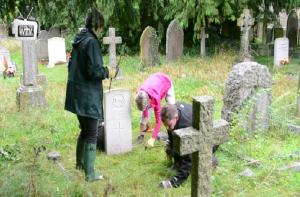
[160, 103, 192, 188]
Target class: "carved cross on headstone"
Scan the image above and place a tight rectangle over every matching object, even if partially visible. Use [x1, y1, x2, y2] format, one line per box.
[173, 96, 229, 197]
[237, 9, 254, 60]
[103, 27, 122, 69]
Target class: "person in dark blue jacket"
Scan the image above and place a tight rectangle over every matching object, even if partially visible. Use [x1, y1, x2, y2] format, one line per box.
[65, 8, 117, 182]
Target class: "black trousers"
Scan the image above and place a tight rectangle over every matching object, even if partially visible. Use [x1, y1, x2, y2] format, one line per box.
[77, 115, 98, 144]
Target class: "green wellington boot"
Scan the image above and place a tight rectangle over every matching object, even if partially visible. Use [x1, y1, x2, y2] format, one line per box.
[76, 137, 85, 171]
[84, 143, 103, 182]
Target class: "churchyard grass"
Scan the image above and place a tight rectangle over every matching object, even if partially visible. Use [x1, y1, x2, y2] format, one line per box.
[1, 48, 300, 196]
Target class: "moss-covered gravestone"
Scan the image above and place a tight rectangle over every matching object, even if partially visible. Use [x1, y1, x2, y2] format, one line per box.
[173, 96, 229, 197]
[140, 26, 159, 68]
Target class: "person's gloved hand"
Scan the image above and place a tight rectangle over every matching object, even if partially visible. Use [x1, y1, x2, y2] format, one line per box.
[159, 180, 173, 189]
[107, 66, 118, 79]
[146, 137, 155, 147]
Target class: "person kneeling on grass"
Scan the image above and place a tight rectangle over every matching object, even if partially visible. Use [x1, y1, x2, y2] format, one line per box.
[159, 103, 219, 188]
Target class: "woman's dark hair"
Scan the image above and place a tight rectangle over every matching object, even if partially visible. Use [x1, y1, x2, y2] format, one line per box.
[85, 8, 104, 31]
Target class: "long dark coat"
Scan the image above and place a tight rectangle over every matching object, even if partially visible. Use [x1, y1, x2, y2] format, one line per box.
[65, 28, 108, 119]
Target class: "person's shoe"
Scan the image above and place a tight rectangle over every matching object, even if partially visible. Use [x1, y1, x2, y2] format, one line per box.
[76, 137, 85, 171]
[136, 134, 145, 143]
[160, 180, 173, 189]
[83, 143, 103, 182]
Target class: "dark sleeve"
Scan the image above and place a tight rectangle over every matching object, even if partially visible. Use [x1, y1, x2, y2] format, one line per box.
[170, 154, 192, 188]
[86, 39, 109, 80]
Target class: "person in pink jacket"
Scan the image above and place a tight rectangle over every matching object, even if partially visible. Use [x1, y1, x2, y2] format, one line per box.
[135, 72, 175, 147]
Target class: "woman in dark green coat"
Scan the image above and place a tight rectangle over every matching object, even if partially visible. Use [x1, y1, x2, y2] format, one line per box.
[65, 8, 117, 182]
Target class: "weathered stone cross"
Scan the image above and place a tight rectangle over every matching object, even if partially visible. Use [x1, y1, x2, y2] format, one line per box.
[103, 27, 122, 69]
[237, 9, 254, 60]
[173, 96, 229, 197]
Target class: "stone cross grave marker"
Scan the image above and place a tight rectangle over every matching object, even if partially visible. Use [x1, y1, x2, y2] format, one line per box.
[47, 37, 67, 67]
[140, 26, 160, 68]
[173, 96, 229, 197]
[104, 89, 132, 155]
[222, 62, 272, 132]
[166, 19, 184, 62]
[274, 37, 289, 66]
[237, 9, 254, 60]
[103, 28, 122, 75]
[200, 27, 209, 57]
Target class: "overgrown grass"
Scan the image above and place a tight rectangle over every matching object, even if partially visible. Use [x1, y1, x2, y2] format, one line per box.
[1, 43, 300, 196]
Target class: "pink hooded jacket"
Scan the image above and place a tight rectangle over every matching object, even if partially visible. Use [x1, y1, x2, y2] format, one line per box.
[138, 72, 172, 139]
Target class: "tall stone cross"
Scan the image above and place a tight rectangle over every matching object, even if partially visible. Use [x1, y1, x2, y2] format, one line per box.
[237, 9, 254, 60]
[173, 96, 229, 197]
[103, 28, 122, 70]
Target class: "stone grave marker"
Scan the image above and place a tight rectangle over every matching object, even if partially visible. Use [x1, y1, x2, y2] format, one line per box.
[274, 37, 289, 66]
[35, 30, 49, 62]
[166, 19, 183, 62]
[48, 37, 66, 67]
[48, 27, 61, 38]
[279, 10, 288, 37]
[140, 26, 160, 68]
[222, 62, 272, 132]
[0, 47, 11, 74]
[237, 9, 254, 60]
[173, 96, 229, 197]
[200, 27, 209, 57]
[103, 27, 122, 77]
[104, 89, 132, 155]
[287, 11, 298, 48]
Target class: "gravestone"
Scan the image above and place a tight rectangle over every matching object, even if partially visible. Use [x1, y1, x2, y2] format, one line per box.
[17, 40, 47, 111]
[200, 27, 208, 57]
[166, 19, 183, 62]
[287, 11, 298, 48]
[104, 89, 132, 155]
[48, 37, 66, 67]
[48, 27, 61, 38]
[140, 26, 160, 68]
[35, 30, 49, 62]
[103, 28, 122, 77]
[0, 24, 7, 39]
[222, 62, 272, 132]
[173, 96, 229, 197]
[274, 37, 289, 66]
[0, 47, 11, 74]
[237, 9, 254, 60]
[279, 10, 288, 37]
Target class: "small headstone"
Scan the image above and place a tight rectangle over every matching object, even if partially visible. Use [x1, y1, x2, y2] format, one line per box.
[222, 62, 272, 132]
[173, 96, 229, 197]
[166, 19, 183, 62]
[287, 124, 300, 134]
[48, 37, 66, 67]
[48, 27, 61, 38]
[239, 168, 255, 177]
[140, 26, 160, 68]
[35, 30, 49, 62]
[274, 37, 289, 66]
[0, 47, 11, 74]
[279, 10, 288, 36]
[287, 11, 298, 48]
[104, 89, 132, 155]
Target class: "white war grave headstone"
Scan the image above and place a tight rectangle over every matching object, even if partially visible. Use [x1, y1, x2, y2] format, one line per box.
[274, 37, 289, 66]
[104, 89, 132, 155]
[48, 37, 67, 67]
